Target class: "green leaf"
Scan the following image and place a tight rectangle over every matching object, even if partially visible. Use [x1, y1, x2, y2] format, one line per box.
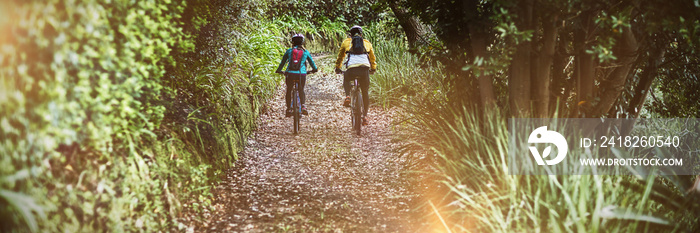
[0, 189, 45, 232]
[599, 205, 672, 226]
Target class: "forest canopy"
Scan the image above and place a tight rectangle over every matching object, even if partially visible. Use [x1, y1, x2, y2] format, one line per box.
[393, 0, 700, 118]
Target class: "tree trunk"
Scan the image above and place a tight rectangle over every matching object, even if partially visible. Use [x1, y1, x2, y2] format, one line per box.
[532, 14, 558, 117]
[626, 44, 665, 118]
[470, 35, 496, 108]
[509, 0, 533, 117]
[578, 54, 596, 102]
[574, 11, 597, 117]
[465, 2, 495, 109]
[620, 43, 665, 135]
[388, 0, 424, 48]
[591, 27, 639, 116]
[551, 36, 569, 117]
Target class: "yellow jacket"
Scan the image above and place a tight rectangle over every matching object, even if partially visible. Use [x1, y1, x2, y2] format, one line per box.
[335, 37, 377, 70]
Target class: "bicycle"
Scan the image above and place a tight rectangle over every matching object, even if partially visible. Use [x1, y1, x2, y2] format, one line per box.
[278, 71, 314, 135]
[341, 71, 364, 136]
[289, 75, 302, 135]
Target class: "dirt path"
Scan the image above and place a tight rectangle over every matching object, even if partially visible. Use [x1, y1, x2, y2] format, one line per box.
[195, 57, 425, 232]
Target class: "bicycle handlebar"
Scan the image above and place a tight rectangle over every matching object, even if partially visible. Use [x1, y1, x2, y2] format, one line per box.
[336, 70, 375, 75]
[276, 71, 318, 75]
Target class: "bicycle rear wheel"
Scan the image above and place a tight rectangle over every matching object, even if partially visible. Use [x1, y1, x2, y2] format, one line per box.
[352, 89, 363, 136]
[292, 88, 300, 135]
[350, 88, 358, 132]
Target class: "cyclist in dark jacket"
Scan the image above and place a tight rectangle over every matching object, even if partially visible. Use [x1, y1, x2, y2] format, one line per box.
[276, 34, 318, 116]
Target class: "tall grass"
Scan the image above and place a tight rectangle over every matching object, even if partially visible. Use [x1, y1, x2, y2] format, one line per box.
[359, 23, 447, 107]
[336, 17, 698, 233]
[402, 101, 698, 231]
[366, 17, 699, 229]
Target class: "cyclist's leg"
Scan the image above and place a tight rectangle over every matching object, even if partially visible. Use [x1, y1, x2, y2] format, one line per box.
[342, 69, 355, 106]
[356, 68, 371, 117]
[343, 70, 352, 97]
[299, 74, 307, 105]
[285, 74, 293, 108]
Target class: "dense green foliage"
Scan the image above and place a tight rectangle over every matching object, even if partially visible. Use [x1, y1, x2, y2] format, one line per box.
[399, 0, 700, 118]
[1, 0, 698, 232]
[0, 0, 298, 231]
[383, 0, 700, 231]
[646, 43, 700, 117]
[1, 0, 193, 231]
[267, 0, 385, 27]
[363, 0, 700, 231]
[361, 23, 446, 107]
[0, 0, 386, 231]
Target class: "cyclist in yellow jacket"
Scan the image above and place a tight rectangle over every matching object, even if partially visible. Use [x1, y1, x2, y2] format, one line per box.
[335, 25, 376, 125]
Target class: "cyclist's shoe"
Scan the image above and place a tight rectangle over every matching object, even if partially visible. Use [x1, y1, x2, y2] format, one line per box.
[285, 108, 293, 117]
[362, 116, 369, 126]
[343, 96, 351, 107]
[301, 105, 308, 115]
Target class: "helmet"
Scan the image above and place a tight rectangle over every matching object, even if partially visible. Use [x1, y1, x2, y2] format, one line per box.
[349, 25, 363, 35]
[291, 33, 304, 45]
